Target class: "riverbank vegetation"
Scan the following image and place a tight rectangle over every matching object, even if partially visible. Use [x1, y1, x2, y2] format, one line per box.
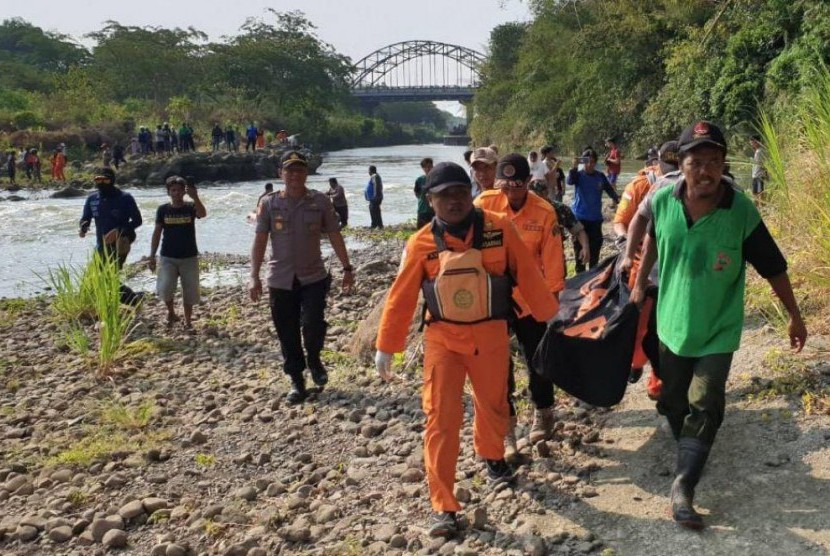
[755, 68, 830, 334]
[472, 0, 830, 155]
[0, 12, 451, 156]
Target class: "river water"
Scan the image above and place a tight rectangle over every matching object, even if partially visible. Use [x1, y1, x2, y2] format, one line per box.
[0, 144, 648, 298]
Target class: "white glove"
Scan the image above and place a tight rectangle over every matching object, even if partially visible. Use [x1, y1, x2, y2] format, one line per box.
[375, 351, 394, 382]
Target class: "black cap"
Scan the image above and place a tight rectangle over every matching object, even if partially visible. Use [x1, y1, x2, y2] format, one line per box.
[280, 151, 308, 168]
[424, 161, 472, 194]
[496, 153, 530, 181]
[677, 121, 727, 154]
[658, 140, 680, 175]
[94, 167, 116, 182]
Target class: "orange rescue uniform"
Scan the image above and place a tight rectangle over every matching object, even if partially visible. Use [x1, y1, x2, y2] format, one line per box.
[376, 210, 558, 512]
[474, 189, 565, 313]
[51, 152, 67, 181]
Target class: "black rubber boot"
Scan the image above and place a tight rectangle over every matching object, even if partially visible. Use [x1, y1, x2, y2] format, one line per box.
[286, 373, 308, 405]
[670, 437, 710, 530]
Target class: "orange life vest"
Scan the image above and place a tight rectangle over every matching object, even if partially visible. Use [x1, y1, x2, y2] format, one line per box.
[422, 210, 513, 324]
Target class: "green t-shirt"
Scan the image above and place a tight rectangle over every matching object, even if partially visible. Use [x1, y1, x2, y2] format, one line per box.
[415, 175, 432, 216]
[652, 184, 761, 357]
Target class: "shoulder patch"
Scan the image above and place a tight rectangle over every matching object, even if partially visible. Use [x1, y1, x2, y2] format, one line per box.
[481, 230, 504, 249]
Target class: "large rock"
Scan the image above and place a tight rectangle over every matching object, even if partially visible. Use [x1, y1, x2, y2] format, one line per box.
[51, 186, 86, 199]
[114, 148, 322, 186]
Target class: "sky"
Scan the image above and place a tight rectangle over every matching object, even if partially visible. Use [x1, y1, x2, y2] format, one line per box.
[3, 0, 530, 61]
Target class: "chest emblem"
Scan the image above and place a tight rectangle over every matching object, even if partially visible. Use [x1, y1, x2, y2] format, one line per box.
[713, 251, 732, 272]
[453, 289, 474, 309]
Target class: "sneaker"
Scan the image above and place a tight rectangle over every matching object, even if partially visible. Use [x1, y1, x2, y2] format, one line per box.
[428, 512, 458, 538]
[528, 407, 554, 444]
[309, 365, 329, 388]
[484, 459, 515, 485]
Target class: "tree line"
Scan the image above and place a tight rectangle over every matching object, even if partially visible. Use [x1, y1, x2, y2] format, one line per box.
[0, 11, 451, 152]
[471, 0, 830, 157]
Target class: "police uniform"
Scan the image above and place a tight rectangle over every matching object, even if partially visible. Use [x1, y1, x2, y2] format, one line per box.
[376, 162, 558, 519]
[255, 175, 340, 385]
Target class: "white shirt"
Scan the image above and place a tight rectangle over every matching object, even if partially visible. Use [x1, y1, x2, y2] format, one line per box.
[529, 160, 547, 181]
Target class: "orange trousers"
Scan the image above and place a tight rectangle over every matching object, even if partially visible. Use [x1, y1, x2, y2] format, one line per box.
[422, 334, 510, 512]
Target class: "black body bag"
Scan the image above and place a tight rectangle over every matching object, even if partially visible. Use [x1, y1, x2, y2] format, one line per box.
[532, 253, 640, 407]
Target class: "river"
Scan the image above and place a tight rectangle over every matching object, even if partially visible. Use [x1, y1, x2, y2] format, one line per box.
[0, 144, 648, 298]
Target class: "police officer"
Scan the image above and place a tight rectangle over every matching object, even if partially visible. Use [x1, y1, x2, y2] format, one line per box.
[250, 151, 355, 404]
[475, 153, 566, 459]
[374, 162, 558, 538]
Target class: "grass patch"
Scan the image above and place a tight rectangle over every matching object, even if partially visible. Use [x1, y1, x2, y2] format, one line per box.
[48, 429, 170, 467]
[195, 453, 216, 467]
[0, 298, 33, 318]
[43, 253, 140, 375]
[99, 399, 156, 430]
[743, 348, 830, 415]
[204, 304, 240, 327]
[5, 377, 21, 392]
[66, 490, 92, 507]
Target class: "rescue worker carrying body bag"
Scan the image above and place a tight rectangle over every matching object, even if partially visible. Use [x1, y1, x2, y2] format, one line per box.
[533, 252, 645, 407]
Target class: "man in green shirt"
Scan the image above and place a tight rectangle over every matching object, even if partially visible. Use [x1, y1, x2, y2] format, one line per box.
[631, 121, 807, 530]
[414, 157, 435, 228]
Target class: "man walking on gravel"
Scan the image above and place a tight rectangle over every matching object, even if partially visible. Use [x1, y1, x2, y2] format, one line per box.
[474, 153, 565, 461]
[374, 162, 558, 538]
[249, 151, 355, 404]
[630, 121, 807, 530]
[149, 175, 207, 328]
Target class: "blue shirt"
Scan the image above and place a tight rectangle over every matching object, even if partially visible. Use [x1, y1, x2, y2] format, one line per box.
[567, 168, 619, 221]
[80, 189, 143, 249]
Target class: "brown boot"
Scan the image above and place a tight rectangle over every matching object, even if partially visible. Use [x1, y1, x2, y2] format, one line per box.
[504, 416, 519, 463]
[529, 407, 554, 444]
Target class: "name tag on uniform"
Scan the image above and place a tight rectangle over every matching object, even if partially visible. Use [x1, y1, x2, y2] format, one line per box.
[481, 230, 504, 248]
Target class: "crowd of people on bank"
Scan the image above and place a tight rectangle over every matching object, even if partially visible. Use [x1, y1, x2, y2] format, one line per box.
[72, 118, 803, 540]
[1, 122, 295, 186]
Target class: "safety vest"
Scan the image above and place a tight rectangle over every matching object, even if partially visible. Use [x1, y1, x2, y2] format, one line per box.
[421, 209, 513, 324]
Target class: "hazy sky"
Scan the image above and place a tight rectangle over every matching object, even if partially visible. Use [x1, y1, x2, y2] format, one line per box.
[4, 0, 530, 61]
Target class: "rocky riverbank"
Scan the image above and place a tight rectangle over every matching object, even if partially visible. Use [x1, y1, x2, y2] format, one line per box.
[1, 225, 828, 556]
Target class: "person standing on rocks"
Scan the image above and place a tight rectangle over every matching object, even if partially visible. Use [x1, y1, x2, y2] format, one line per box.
[413, 157, 435, 228]
[630, 121, 808, 530]
[249, 151, 355, 404]
[50, 146, 67, 182]
[6, 150, 16, 185]
[365, 165, 384, 229]
[326, 177, 348, 229]
[474, 153, 565, 461]
[567, 149, 620, 272]
[148, 175, 207, 328]
[211, 124, 223, 152]
[750, 135, 767, 205]
[246, 123, 258, 152]
[375, 162, 558, 538]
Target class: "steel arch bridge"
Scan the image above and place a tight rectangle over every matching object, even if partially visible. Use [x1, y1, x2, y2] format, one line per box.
[351, 40, 485, 103]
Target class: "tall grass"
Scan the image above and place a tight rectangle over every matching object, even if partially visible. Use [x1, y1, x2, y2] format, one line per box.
[43, 253, 139, 375]
[758, 67, 830, 331]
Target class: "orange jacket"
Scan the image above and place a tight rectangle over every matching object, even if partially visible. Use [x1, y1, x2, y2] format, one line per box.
[376, 209, 558, 355]
[474, 189, 565, 318]
[613, 165, 658, 227]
